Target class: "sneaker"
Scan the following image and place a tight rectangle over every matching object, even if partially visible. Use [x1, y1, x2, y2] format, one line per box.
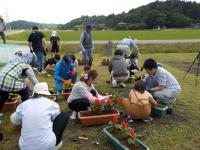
[112, 79, 117, 87]
[32, 67, 38, 71]
[143, 117, 153, 123]
[41, 70, 46, 74]
[70, 111, 77, 120]
[54, 141, 63, 150]
[0, 113, 3, 117]
[47, 73, 52, 77]
[120, 82, 126, 88]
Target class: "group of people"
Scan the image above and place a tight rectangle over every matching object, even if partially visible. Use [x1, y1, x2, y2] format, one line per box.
[0, 24, 181, 150]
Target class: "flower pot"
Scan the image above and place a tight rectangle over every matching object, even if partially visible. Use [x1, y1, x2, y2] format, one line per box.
[151, 104, 168, 118]
[61, 90, 70, 100]
[103, 126, 150, 150]
[101, 61, 110, 66]
[78, 109, 120, 126]
[2, 94, 21, 112]
[78, 60, 85, 66]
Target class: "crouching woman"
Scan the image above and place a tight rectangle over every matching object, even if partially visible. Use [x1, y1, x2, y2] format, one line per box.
[122, 80, 157, 120]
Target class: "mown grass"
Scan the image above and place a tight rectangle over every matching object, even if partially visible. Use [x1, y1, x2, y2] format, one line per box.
[0, 51, 200, 150]
[6, 29, 200, 41]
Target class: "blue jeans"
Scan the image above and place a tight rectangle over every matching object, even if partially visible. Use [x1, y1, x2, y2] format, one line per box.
[34, 51, 44, 72]
[82, 48, 93, 66]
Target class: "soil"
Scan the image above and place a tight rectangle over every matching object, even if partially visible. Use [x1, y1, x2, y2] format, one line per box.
[80, 110, 117, 117]
[7, 94, 18, 102]
[107, 128, 146, 150]
[63, 88, 72, 93]
[167, 61, 200, 76]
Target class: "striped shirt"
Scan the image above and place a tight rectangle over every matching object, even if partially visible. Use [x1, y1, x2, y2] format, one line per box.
[154, 67, 181, 90]
[67, 81, 97, 103]
[0, 62, 29, 92]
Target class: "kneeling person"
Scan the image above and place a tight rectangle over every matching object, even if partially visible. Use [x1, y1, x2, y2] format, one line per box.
[143, 58, 181, 105]
[10, 82, 68, 150]
[44, 54, 60, 75]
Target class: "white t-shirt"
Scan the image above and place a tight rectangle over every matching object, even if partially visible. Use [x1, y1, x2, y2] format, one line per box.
[14, 97, 60, 150]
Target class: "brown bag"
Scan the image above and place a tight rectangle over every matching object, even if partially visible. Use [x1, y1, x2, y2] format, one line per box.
[122, 91, 151, 120]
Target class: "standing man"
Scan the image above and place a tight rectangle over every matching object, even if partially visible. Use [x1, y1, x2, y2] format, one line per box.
[0, 16, 6, 44]
[118, 36, 140, 58]
[80, 24, 94, 66]
[28, 26, 47, 73]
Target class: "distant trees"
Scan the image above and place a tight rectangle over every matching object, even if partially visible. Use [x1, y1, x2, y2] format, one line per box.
[61, 0, 200, 30]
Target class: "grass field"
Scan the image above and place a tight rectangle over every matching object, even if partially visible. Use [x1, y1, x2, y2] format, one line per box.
[6, 29, 200, 41]
[0, 51, 200, 150]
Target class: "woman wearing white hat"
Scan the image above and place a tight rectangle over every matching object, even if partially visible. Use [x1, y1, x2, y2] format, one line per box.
[10, 82, 68, 150]
[50, 31, 60, 58]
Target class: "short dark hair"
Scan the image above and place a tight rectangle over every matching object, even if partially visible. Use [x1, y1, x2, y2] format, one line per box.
[54, 54, 60, 61]
[143, 58, 158, 70]
[115, 49, 123, 56]
[84, 64, 91, 71]
[130, 53, 136, 59]
[134, 80, 146, 93]
[32, 26, 39, 30]
[70, 54, 76, 63]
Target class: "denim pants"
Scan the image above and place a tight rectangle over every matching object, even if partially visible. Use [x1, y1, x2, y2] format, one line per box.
[145, 75, 180, 105]
[82, 48, 93, 66]
[34, 50, 44, 72]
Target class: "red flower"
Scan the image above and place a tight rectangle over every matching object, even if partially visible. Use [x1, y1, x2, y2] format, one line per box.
[115, 99, 122, 105]
[129, 128, 135, 137]
[112, 116, 118, 124]
[121, 120, 128, 129]
[106, 98, 112, 106]
[95, 99, 102, 107]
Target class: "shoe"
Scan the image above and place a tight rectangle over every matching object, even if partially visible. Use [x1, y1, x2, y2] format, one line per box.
[32, 67, 38, 71]
[47, 73, 52, 77]
[41, 70, 46, 74]
[70, 111, 77, 120]
[120, 82, 126, 88]
[143, 117, 153, 123]
[112, 79, 117, 87]
[0, 113, 3, 117]
[54, 141, 63, 150]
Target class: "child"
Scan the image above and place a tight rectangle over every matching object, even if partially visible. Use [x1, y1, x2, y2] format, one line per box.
[70, 54, 79, 67]
[122, 80, 157, 122]
[82, 64, 91, 77]
[126, 53, 139, 77]
[50, 31, 60, 58]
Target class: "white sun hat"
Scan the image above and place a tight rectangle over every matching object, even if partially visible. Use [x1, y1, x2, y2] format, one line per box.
[33, 82, 51, 96]
[52, 31, 57, 37]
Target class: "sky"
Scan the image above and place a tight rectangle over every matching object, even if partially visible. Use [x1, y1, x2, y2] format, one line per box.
[0, 0, 200, 24]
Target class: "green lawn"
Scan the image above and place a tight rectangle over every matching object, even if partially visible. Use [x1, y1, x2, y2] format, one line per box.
[6, 29, 200, 41]
[0, 51, 200, 150]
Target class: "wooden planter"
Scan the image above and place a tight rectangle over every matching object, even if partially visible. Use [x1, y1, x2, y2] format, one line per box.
[62, 90, 70, 100]
[78, 109, 120, 126]
[103, 126, 150, 150]
[101, 60, 110, 66]
[2, 95, 21, 112]
[151, 105, 168, 118]
[78, 60, 85, 66]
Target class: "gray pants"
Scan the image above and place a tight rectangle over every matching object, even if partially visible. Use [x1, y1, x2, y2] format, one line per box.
[0, 32, 6, 44]
[82, 48, 93, 66]
[146, 76, 180, 105]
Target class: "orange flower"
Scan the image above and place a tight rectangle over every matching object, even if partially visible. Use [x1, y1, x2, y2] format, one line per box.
[106, 98, 112, 106]
[121, 120, 128, 129]
[112, 116, 118, 124]
[115, 99, 122, 105]
[129, 128, 135, 137]
[95, 99, 102, 107]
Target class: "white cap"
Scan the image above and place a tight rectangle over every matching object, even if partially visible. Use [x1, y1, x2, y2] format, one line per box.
[33, 82, 51, 96]
[52, 31, 57, 37]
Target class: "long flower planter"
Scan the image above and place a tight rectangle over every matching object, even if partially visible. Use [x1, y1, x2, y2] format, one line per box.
[151, 105, 168, 118]
[103, 126, 150, 150]
[78, 110, 120, 126]
[2, 95, 21, 112]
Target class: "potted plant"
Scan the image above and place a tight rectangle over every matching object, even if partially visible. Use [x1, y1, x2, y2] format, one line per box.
[2, 93, 21, 112]
[61, 80, 73, 100]
[103, 116, 150, 150]
[78, 59, 85, 65]
[78, 97, 121, 126]
[101, 57, 110, 66]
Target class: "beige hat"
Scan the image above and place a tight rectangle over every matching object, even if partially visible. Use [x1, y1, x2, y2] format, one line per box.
[33, 82, 51, 96]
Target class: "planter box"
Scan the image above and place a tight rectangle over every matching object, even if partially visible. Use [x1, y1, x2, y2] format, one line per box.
[101, 61, 110, 66]
[151, 105, 168, 118]
[2, 95, 21, 112]
[78, 60, 85, 66]
[103, 126, 150, 150]
[62, 91, 70, 101]
[78, 110, 120, 126]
